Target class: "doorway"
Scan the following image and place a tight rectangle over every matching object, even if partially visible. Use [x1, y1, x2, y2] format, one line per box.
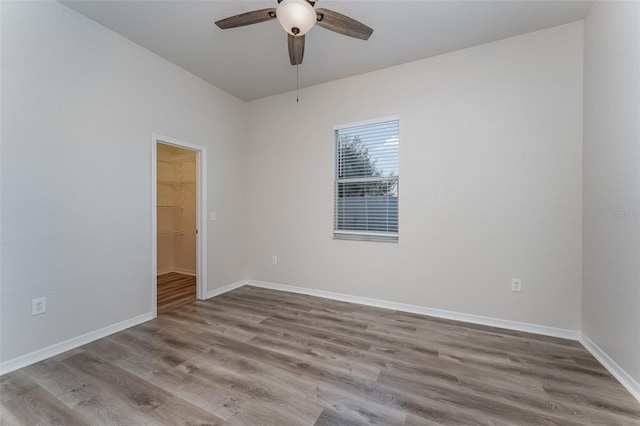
[151, 135, 207, 317]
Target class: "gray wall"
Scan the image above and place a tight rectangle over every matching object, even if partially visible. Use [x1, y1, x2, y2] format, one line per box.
[245, 22, 583, 331]
[0, 1, 246, 363]
[582, 0, 640, 385]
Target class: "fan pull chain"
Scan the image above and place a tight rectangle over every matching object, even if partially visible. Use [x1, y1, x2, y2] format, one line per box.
[296, 64, 299, 103]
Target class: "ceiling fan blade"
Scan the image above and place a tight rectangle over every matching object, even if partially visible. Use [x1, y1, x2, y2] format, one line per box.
[215, 8, 276, 29]
[288, 34, 305, 65]
[315, 8, 373, 40]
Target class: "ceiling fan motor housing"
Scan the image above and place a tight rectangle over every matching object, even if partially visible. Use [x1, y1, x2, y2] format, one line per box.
[276, 0, 317, 36]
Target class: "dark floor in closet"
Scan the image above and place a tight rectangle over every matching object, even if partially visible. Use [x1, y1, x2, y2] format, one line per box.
[157, 272, 196, 314]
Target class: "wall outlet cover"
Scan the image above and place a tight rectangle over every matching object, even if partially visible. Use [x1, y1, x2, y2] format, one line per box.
[32, 297, 46, 315]
[511, 279, 522, 292]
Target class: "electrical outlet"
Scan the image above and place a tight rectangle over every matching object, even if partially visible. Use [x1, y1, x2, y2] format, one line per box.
[511, 279, 522, 292]
[32, 297, 46, 315]
[210, 211, 216, 221]
[272, 256, 278, 265]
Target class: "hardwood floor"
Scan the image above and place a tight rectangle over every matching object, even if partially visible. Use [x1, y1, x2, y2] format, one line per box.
[157, 272, 196, 314]
[2, 286, 639, 425]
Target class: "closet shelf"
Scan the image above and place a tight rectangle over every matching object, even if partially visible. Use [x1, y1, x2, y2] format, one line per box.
[158, 231, 184, 237]
[157, 205, 183, 209]
[158, 158, 195, 164]
[157, 180, 195, 185]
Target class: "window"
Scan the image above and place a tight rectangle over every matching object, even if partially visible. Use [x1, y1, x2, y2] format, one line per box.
[334, 117, 399, 242]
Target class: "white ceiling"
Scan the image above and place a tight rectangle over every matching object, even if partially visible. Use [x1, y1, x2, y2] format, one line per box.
[60, 0, 593, 101]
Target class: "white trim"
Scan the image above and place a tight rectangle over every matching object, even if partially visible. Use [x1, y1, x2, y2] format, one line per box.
[0, 313, 152, 376]
[6, 279, 636, 406]
[0, 278, 244, 376]
[580, 333, 640, 403]
[151, 140, 158, 318]
[156, 268, 197, 277]
[246, 280, 580, 340]
[152, 134, 208, 319]
[333, 115, 400, 131]
[206, 280, 248, 299]
[156, 267, 174, 276]
[337, 176, 398, 184]
[173, 268, 197, 277]
[197, 147, 208, 301]
[334, 230, 399, 238]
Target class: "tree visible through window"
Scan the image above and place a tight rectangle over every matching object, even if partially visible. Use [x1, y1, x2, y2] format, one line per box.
[334, 118, 399, 241]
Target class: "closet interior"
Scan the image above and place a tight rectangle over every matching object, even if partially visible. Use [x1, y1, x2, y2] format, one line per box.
[156, 143, 197, 314]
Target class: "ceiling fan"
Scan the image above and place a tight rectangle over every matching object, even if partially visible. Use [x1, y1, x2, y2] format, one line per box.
[215, 0, 373, 65]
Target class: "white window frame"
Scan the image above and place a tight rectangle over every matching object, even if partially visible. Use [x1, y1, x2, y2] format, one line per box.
[333, 116, 399, 243]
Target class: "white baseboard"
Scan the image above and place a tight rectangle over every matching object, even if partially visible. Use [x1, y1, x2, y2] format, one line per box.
[0, 278, 246, 376]
[157, 268, 196, 277]
[7, 279, 636, 406]
[206, 280, 248, 299]
[0, 312, 153, 376]
[247, 280, 580, 340]
[173, 268, 196, 277]
[580, 333, 640, 403]
[246, 280, 640, 401]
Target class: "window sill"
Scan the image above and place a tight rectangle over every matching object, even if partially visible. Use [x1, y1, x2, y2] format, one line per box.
[333, 233, 398, 243]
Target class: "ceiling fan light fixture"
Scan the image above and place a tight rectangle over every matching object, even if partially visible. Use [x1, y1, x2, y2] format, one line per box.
[276, 0, 317, 36]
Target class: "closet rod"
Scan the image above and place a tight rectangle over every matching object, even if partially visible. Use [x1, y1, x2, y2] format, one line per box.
[157, 231, 184, 236]
[157, 180, 196, 185]
[158, 158, 195, 164]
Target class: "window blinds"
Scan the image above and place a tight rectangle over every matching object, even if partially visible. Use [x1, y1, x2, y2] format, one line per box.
[334, 118, 399, 241]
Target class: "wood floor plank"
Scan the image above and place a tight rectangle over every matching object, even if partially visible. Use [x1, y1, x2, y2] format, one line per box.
[175, 354, 323, 425]
[2, 386, 90, 426]
[66, 386, 154, 426]
[2, 285, 639, 425]
[379, 366, 582, 425]
[157, 272, 196, 314]
[314, 407, 381, 426]
[0, 371, 39, 403]
[61, 352, 171, 414]
[21, 358, 91, 402]
[147, 395, 227, 425]
[0, 408, 22, 426]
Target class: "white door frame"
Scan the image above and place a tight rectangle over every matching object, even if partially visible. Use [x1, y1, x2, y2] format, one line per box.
[151, 134, 208, 318]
